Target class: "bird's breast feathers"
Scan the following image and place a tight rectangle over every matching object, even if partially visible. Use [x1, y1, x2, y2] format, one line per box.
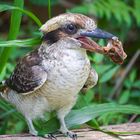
[38, 50, 90, 109]
[4, 44, 91, 111]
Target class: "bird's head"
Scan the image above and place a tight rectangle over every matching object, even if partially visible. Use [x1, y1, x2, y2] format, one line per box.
[40, 13, 116, 52]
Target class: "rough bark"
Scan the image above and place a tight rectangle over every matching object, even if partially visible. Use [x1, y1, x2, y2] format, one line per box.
[0, 123, 140, 140]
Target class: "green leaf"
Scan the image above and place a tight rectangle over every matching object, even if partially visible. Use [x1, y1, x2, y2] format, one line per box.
[69, 5, 88, 14]
[87, 4, 98, 16]
[29, 0, 59, 6]
[35, 103, 140, 134]
[122, 11, 131, 27]
[0, 118, 8, 134]
[94, 1, 105, 18]
[87, 119, 100, 129]
[130, 90, 140, 98]
[0, 109, 15, 119]
[118, 90, 130, 104]
[0, 0, 24, 74]
[84, 89, 95, 104]
[94, 64, 113, 75]
[13, 121, 25, 133]
[133, 80, 140, 89]
[48, 0, 51, 19]
[107, 0, 122, 24]
[0, 37, 41, 48]
[133, 0, 140, 26]
[0, 4, 13, 12]
[98, 39, 105, 46]
[0, 66, 6, 81]
[118, 1, 132, 27]
[92, 53, 104, 63]
[66, 103, 140, 128]
[124, 79, 132, 89]
[100, 0, 112, 20]
[0, 4, 42, 27]
[129, 69, 137, 83]
[0, 99, 24, 121]
[99, 66, 119, 83]
[74, 94, 88, 109]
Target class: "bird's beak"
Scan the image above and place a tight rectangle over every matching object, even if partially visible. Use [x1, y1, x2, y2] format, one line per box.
[78, 28, 117, 53]
[80, 28, 116, 39]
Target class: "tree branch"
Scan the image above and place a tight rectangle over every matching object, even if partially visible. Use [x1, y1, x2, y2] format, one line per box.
[1, 123, 140, 140]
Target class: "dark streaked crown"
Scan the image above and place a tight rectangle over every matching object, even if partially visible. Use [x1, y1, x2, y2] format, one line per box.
[40, 13, 97, 33]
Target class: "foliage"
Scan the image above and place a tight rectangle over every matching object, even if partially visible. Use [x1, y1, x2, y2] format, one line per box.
[0, 0, 24, 74]
[0, 0, 140, 137]
[29, 0, 59, 6]
[70, 0, 140, 27]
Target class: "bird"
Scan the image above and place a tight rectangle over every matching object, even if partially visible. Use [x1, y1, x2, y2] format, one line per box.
[0, 13, 126, 139]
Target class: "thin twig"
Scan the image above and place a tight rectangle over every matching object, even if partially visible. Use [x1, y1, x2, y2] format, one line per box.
[128, 115, 139, 123]
[109, 50, 140, 99]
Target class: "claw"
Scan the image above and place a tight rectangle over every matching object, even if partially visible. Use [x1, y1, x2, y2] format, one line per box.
[47, 134, 57, 140]
[66, 131, 77, 140]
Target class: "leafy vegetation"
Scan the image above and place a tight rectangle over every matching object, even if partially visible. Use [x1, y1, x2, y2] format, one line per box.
[0, 0, 140, 137]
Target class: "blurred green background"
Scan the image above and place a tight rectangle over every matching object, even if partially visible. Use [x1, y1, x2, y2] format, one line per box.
[0, 0, 140, 136]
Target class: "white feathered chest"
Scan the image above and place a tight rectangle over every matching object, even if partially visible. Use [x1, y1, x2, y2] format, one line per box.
[39, 48, 90, 110]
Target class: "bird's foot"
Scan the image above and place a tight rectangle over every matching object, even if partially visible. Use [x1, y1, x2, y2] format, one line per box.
[29, 130, 38, 136]
[45, 133, 57, 140]
[65, 131, 77, 140]
[29, 130, 56, 140]
[59, 127, 77, 139]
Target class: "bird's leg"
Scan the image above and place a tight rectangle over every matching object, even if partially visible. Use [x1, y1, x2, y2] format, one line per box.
[57, 108, 77, 140]
[26, 117, 56, 139]
[58, 115, 77, 139]
[26, 118, 38, 136]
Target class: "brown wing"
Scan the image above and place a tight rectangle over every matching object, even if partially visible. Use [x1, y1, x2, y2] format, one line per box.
[5, 50, 47, 94]
[81, 68, 98, 93]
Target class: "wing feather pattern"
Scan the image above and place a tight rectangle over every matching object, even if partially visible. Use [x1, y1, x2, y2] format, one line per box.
[5, 50, 47, 94]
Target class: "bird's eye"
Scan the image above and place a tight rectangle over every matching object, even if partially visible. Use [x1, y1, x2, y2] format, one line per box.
[65, 24, 77, 34]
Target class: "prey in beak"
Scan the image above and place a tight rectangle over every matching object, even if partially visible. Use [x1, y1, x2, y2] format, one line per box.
[78, 27, 127, 64]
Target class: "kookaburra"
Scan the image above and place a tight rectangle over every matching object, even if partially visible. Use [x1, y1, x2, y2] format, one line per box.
[0, 13, 126, 139]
